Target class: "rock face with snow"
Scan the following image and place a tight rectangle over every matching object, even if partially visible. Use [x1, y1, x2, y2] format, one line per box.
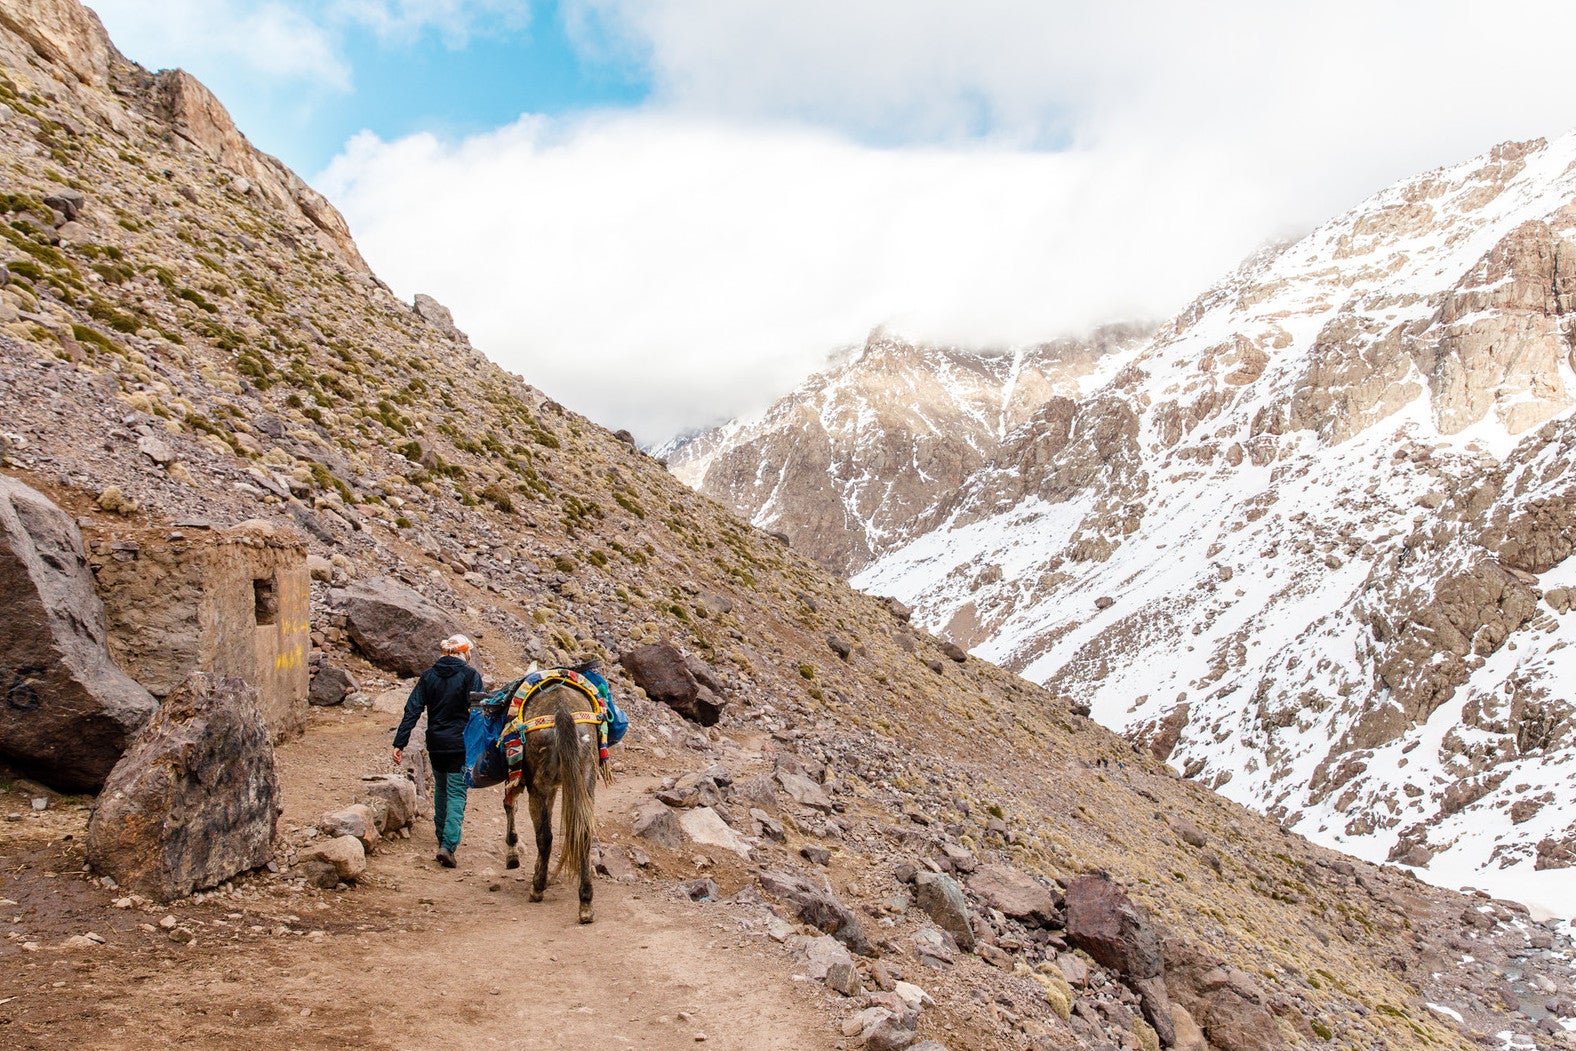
[695, 136, 1576, 905]
[865, 136, 1576, 903]
[665, 326, 1150, 575]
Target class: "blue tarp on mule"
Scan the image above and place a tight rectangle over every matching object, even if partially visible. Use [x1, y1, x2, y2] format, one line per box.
[463, 703, 510, 789]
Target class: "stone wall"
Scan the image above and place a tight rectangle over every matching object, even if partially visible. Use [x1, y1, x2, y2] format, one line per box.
[89, 519, 310, 741]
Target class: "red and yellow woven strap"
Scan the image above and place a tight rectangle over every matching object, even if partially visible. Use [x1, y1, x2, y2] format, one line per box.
[520, 711, 602, 734]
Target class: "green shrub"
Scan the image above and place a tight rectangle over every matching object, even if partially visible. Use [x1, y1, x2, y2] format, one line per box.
[70, 324, 121, 356]
[4, 259, 44, 282]
[176, 287, 217, 313]
[86, 298, 140, 333]
[479, 483, 514, 513]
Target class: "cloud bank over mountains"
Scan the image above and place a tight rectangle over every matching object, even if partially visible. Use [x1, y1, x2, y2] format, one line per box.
[95, 1, 1576, 440]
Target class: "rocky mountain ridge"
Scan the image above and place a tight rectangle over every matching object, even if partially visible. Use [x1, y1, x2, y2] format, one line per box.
[665, 324, 1151, 575]
[689, 133, 1576, 913]
[0, 2, 1572, 1048]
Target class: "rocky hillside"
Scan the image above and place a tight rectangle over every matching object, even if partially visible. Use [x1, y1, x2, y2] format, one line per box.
[665, 326, 1149, 576]
[1, 3, 1573, 1049]
[844, 136, 1576, 911]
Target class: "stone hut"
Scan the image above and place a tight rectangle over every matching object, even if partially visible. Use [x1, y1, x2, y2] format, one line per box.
[87, 519, 310, 741]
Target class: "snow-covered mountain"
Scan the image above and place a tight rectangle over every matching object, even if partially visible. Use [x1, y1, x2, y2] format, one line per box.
[665, 325, 1151, 574]
[680, 135, 1576, 909]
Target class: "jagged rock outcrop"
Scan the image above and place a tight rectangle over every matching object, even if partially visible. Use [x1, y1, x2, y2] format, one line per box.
[85, 673, 279, 899]
[412, 293, 470, 344]
[146, 69, 369, 273]
[0, 0, 366, 274]
[0, 474, 156, 790]
[757, 869, 871, 955]
[1065, 875, 1176, 1047]
[664, 326, 1151, 575]
[0, 0, 112, 85]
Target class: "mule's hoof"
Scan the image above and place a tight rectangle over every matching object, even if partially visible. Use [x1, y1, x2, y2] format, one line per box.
[529, 891, 544, 903]
[505, 856, 520, 870]
[579, 907, 594, 925]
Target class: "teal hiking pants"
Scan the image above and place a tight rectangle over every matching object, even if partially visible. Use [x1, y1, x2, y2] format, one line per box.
[433, 769, 468, 852]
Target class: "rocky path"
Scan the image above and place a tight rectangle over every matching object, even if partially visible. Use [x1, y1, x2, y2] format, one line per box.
[0, 710, 841, 1051]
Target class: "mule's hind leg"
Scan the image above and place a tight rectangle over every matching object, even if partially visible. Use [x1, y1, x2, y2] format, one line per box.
[503, 785, 520, 870]
[578, 763, 595, 924]
[577, 831, 594, 924]
[528, 786, 554, 903]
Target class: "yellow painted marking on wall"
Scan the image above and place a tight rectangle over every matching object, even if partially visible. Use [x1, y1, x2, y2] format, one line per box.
[273, 642, 305, 671]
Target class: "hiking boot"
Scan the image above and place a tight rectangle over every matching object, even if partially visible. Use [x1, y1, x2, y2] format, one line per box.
[435, 848, 457, 868]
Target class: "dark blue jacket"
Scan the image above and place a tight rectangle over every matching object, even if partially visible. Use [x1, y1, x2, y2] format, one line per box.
[394, 655, 482, 758]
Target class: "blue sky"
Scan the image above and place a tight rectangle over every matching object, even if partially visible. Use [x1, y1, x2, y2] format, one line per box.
[84, 2, 1576, 440]
[91, 1, 645, 174]
[315, 12, 643, 170]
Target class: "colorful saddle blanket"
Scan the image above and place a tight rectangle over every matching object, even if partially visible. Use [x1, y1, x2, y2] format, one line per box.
[465, 668, 627, 789]
[497, 670, 608, 785]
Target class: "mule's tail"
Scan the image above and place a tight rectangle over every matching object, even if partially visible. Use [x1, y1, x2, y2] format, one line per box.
[552, 700, 595, 879]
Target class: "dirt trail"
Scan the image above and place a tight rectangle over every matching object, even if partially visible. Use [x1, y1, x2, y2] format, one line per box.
[0, 709, 842, 1051]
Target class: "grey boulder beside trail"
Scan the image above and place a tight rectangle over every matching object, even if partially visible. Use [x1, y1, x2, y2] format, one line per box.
[86, 673, 281, 901]
[757, 869, 872, 956]
[329, 576, 460, 678]
[0, 475, 157, 791]
[308, 659, 357, 706]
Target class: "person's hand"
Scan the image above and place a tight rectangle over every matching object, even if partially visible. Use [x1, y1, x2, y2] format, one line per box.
[392, 747, 403, 766]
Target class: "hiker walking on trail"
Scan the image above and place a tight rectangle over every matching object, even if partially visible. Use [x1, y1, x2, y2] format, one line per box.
[393, 634, 482, 868]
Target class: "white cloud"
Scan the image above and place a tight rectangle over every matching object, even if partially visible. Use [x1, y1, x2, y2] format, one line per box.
[328, 0, 528, 46]
[89, 0, 351, 88]
[319, 2, 1576, 442]
[576, 0, 1576, 176]
[321, 115, 1290, 442]
[97, 1, 1576, 441]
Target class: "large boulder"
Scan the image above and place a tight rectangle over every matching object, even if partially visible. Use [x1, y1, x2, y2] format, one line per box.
[308, 660, 357, 706]
[330, 576, 459, 677]
[1065, 874, 1176, 1046]
[757, 869, 871, 955]
[968, 863, 1063, 928]
[677, 806, 753, 856]
[619, 640, 724, 725]
[86, 674, 280, 900]
[1162, 940, 1288, 1051]
[0, 476, 157, 791]
[361, 774, 417, 833]
[914, 871, 975, 951]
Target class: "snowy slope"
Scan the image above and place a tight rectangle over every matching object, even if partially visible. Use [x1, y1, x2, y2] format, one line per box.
[851, 135, 1576, 912]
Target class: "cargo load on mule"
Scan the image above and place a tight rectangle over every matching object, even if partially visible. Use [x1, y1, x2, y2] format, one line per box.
[462, 662, 627, 790]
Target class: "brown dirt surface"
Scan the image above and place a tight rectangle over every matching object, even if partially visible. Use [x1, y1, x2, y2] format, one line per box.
[0, 709, 842, 1051]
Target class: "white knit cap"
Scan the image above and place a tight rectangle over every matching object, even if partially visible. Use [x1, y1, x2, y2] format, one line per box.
[441, 634, 473, 655]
